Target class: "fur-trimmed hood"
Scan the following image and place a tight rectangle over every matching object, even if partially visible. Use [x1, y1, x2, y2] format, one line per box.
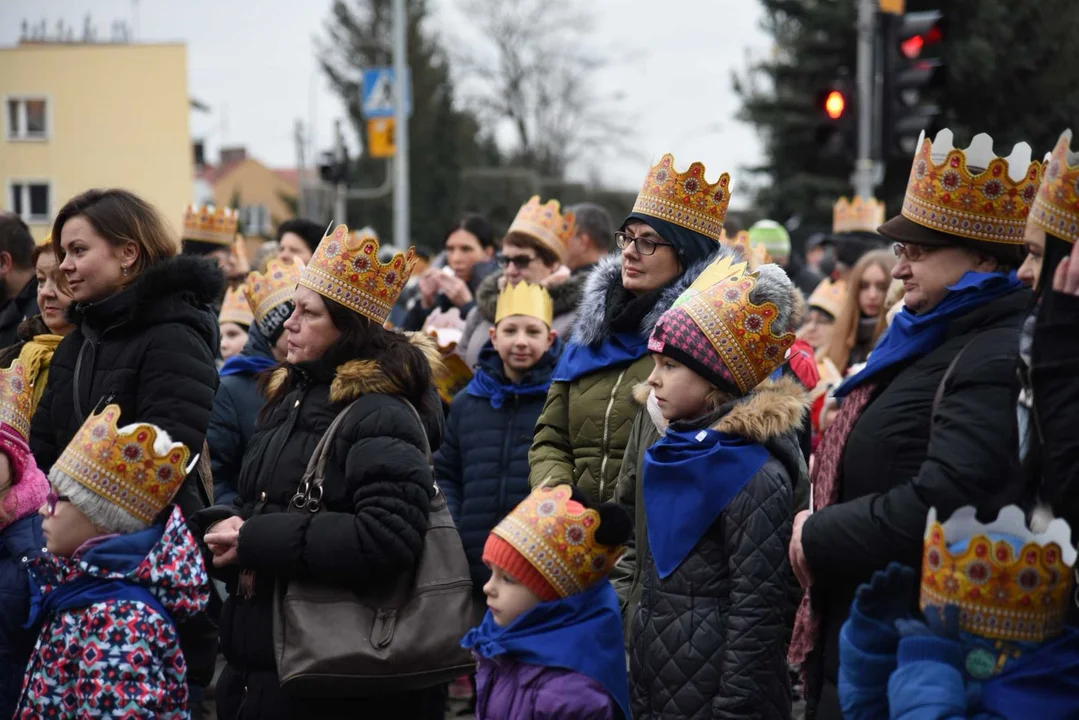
[473, 269, 585, 324]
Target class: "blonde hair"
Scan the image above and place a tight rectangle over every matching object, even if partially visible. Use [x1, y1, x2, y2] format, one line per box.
[826, 249, 896, 372]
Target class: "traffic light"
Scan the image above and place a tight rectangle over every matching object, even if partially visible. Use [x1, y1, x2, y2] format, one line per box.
[882, 10, 946, 156]
[815, 79, 855, 159]
[318, 149, 349, 185]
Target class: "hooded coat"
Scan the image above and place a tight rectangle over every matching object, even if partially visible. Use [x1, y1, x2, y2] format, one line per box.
[15, 506, 210, 719]
[29, 255, 225, 519]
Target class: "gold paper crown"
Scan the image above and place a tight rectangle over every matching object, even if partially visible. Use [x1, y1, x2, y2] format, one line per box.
[491, 485, 625, 599]
[720, 228, 769, 270]
[833, 196, 886, 234]
[495, 281, 554, 326]
[1029, 129, 1079, 245]
[0, 360, 34, 440]
[54, 405, 194, 527]
[182, 205, 239, 246]
[901, 130, 1042, 245]
[245, 258, 303, 329]
[507, 196, 576, 263]
[632, 154, 732, 243]
[218, 286, 253, 328]
[299, 224, 418, 325]
[807, 278, 847, 319]
[921, 505, 1076, 644]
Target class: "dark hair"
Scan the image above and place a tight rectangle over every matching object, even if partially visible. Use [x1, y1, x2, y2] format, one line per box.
[276, 218, 325, 253]
[447, 213, 495, 250]
[51, 189, 178, 280]
[570, 203, 615, 253]
[0, 213, 36, 270]
[503, 232, 560, 268]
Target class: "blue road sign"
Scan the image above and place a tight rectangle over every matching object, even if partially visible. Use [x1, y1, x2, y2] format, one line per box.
[362, 67, 413, 119]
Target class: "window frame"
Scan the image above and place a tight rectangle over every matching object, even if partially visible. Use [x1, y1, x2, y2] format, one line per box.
[4, 95, 52, 142]
[7, 178, 54, 224]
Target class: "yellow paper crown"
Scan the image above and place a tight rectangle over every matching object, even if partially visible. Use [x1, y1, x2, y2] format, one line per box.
[54, 405, 194, 527]
[182, 204, 238, 246]
[833, 196, 886, 234]
[495, 281, 554, 327]
[299, 224, 418, 325]
[245, 258, 303, 332]
[807, 278, 847, 319]
[901, 130, 1042, 245]
[632, 154, 732, 243]
[0, 360, 34, 440]
[1029, 129, 1079, 245]
[218, 286, 254, 328]
[921, 505, 1076, 644]
[491, 485, 625, 598]
[507, 196, 576, 263]
[720, 228, 769, 270]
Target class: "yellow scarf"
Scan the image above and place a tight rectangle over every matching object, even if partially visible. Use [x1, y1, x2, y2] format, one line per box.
[18, 334, 64, 415]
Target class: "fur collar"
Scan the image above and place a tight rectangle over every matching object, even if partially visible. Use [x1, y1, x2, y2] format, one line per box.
[474, 270, 585, 324]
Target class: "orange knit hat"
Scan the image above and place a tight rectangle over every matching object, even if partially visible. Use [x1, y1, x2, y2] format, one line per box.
[483, 533, 560, 602]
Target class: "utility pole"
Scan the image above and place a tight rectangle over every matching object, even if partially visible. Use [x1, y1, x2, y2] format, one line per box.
[851, 0, 879, 198]
[334, 119, 347, 225]
[294, 119, 309, 218]
[392, 0, 410, 248]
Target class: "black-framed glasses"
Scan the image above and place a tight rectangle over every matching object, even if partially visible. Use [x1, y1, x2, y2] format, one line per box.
[497, 253, 538, 270]
[892, 242, 938, 262]
[615, 230, 675, 256]
[46, 491, 70, 517]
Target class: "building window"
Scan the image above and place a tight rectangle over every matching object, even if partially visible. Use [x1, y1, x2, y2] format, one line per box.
[5, 97, 49, 140]
[241, 204, 272, 237]
[9, 181, 52, 223]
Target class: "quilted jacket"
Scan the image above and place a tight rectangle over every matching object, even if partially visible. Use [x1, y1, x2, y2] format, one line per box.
[528, 252, 721, 503]
[628, 377, 810, 720]
[474, 655, 619, 720]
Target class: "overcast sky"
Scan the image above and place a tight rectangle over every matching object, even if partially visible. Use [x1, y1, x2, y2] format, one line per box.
[1, 0, 768, 206]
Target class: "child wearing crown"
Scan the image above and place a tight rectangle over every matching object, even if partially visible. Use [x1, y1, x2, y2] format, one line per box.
[619, 252, 809, 719]
[460, 484, 632, 719]
[15, 405, 210, 719]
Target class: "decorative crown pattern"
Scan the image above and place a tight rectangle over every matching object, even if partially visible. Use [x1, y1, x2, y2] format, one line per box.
[901, 130, 1042, 245]
[0, 360, 34, 440]
[833, 196, 886, 234]
[1030, 129, 1079, 245]
[507, 196, 576, 263]
[182, 205, 238, 246]
[632, 154, 732, 243]
[920, 505, 1076, 645]
[495, 281, 554, 326]
[245, 258, 303, 334]
[720, 228, 769, 270]
[299, 224, 418, 325]
[807, 278, 847, 319]
[491, 485, 625, 599]
[54, 405, 194, 527]
[218, 286, 254, 328]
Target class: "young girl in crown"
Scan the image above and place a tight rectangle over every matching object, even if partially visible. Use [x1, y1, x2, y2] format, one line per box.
[15, 405, 209, 719]
[460, 484, 633, 720]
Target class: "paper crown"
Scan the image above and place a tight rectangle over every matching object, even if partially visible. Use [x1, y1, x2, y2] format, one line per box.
[54, 405, 195, 527]
[720, 228, 769, 270]
[806, 278, 847, 319]
[1029, 129, 1079, 245]
[833, 196, 886, 234]
[182, 205, 238, 246]
[490, 484, 625, 599]
[900, 130, 1042, 246]
[245, 258, 303, 334]
[218, 286, 253, 328]
[632, 154, 732, 243]
[495, 281, 554, 326]
[921, 505, 1076, 645]
[507, 196, 576, 263]
[299, 224, 418, 325]
[0, 360, 34, 440]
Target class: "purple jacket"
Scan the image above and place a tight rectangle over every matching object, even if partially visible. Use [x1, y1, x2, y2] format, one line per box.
[475, 653, 620, 720]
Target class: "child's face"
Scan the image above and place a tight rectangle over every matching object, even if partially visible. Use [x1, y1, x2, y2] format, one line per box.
[483, 563, 543, 627]
[39, 489, 102, 557]
[489, 315, 555, 377]
[647, 353, 716, 421]
[219, 322, 249, 361]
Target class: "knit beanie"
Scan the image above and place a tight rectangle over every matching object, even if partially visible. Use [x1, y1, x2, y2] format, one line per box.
[748, 220, 791, 259]
[245, 258, 303, 344]
[0, 424, 48, 530]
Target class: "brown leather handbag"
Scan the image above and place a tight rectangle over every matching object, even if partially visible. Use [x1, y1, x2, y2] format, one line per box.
[272, 397, 476, 697]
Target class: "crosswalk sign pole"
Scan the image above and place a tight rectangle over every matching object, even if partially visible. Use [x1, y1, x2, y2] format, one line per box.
[392, 0, 410, 250]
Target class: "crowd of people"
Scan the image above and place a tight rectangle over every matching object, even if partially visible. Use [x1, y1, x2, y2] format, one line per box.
[0, 123, 1078, 720]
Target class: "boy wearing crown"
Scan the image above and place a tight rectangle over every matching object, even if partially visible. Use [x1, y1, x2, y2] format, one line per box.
[460, 484, 632, 719]
[16, 405, 210, 719]
[436, 282, 563, 620]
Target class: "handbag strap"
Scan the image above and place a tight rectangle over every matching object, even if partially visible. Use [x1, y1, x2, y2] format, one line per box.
[291, 399, 360, 513]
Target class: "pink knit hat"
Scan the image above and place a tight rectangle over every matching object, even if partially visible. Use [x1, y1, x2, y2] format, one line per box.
[0, 423, 48, 530]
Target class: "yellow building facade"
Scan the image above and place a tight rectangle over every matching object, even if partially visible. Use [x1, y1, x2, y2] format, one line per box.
[0, 42, 192, 238]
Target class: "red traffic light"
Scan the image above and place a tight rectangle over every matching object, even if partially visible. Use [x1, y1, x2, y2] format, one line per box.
[824, 91, 846, 120]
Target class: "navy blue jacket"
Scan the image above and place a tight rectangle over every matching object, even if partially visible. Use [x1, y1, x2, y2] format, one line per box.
[0, 514, 45, 718]
[435, 338, 562, 591]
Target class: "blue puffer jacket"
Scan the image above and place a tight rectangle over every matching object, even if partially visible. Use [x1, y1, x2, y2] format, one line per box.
[0, 514, 45, 719]
[207, 326, 276, 506]
[435, 338, 562, 590]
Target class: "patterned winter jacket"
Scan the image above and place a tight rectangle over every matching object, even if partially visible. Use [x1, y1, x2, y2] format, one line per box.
[16, 506, 210, 719]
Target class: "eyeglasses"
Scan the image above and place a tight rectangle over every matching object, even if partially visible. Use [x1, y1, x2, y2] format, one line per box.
[497, 253, 538, 270]
[615, 230, 675, 257]
[46, 491, 70, 517]
[892, 242, 938, 262]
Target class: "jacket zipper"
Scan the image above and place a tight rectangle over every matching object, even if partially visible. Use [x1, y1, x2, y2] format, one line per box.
[597, 368, 628, 501]
[498, 395, 518, 514]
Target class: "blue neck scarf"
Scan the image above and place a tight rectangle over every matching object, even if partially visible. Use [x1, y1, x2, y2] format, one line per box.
[980, 627, 1079, 717]
[835, 271, 1022, 399]
[466, 367, 552, 409]
[24, 575, 173, 630]
[220, 354, 276, 377]
[643, 428, 770, 578]
[461, 581, 629, 720]
[552, 331, 649, 383]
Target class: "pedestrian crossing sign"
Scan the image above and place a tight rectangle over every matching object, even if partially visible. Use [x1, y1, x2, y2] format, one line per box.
[361, 68, 412, 119]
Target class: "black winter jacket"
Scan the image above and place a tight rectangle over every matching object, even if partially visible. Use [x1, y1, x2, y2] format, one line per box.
[800, 289, 1030, 713]
[194, 333, 446, 720]
[629, 377, 809, 720]
[0, 278, 39, 349]
[29, 255, 224, 519]
[434, 339, 560, 591]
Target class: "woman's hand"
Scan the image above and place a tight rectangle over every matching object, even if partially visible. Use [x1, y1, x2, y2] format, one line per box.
[790, 509, 814, 589]
[1053, 240, 1079, 295]
[540, 264, 571, 288]
[204, 516, 245, 568]
[439, 273, 474, 308]
[418, 269, 441, 309]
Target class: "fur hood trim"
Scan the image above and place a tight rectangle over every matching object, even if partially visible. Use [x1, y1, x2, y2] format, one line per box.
[474, 270, 585, 324]
[714, 375, 810, 443]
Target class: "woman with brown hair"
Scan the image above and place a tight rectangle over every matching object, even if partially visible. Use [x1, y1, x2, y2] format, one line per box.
[824, 249, 896, 374]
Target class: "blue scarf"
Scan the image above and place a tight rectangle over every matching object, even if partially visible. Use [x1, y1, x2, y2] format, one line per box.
[981, 627, 1079, 717]
[552, 331, 649, 383]
[220, 354, 276, 377]
[835, 271, 1022, 399]
[465, 367, 552, 409]
[461, 581, 629, 720]
[643, 428, 770, 578]
[24, 575, 173, 629]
